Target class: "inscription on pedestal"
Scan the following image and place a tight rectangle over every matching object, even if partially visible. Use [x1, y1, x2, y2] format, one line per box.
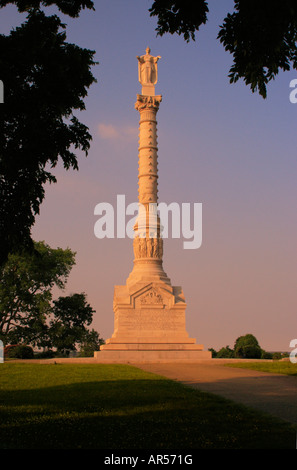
[117, 308, 185, 332]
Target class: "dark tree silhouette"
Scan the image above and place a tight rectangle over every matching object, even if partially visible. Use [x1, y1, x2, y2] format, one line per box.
[150, 0, 297, 98]
[0, 2, 96, 265]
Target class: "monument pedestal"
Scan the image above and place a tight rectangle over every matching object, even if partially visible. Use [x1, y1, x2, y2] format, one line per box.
[94, 272, 211, 363]
[94, 48, 211, 363]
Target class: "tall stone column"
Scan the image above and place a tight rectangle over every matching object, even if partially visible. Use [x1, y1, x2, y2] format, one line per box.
[127, 93, 171, 288]
[95, 48, 211, 362]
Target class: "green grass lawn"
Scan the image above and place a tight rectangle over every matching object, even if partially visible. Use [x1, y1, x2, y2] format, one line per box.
[0, 363, 295, 449]
[225, 361, 297, 376]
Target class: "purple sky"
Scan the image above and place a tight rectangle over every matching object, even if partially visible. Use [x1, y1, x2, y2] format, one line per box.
[2, 1, 297, 352]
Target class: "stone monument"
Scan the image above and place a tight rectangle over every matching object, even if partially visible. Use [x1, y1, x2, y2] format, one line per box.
[94, 49, 211, 362]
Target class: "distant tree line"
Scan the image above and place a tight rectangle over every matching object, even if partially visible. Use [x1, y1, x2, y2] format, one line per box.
[209, 334, 288, 360]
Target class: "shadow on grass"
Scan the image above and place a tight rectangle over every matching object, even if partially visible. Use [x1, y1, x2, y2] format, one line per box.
[0, 364, 295, 449]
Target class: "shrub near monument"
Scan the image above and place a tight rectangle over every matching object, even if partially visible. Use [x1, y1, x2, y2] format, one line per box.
[5, 344, 34, 359]
[210, 334, 286, 360]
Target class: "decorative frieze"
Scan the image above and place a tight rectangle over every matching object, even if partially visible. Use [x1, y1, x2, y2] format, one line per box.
[140, 288, 163, 305]
[133, 236, 163, 259]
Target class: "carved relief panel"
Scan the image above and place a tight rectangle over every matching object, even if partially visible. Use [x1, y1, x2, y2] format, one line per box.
[133, 236, 163, 259]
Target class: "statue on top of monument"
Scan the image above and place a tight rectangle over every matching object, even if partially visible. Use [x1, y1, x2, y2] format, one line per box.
[137, 47, 161, 86]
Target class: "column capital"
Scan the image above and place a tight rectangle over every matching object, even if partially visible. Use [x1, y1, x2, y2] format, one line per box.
[135, 94, 162, 113]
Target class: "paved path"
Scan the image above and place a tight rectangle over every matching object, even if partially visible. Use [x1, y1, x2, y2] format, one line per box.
[134, 361, 297, 426]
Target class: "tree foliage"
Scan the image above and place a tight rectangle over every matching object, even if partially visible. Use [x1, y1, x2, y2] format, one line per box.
[0, 241, 103, 353]
[150, 0, 297, 98]
[49, 293, 95, 353]
[210, 333, 264, 359]
[149, 0, 208, 42]
[0, 240, 75, 344]
[216, 345, 234, 359]
[6, 344, 34, 358]
[234, 333, 262, 359]
[218, 0, 297, 98]
[79, 328, 104, 356]
[0, 0, 94, 17]
[0, 1, 96, 266]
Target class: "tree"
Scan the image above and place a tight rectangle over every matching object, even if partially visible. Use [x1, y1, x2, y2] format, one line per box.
[218, 0, 297, 98]
[216, 345, 234, 358]
[208, 347, 217, 358]
[234, 333, 262, 359]
[79, 328, 105, 357]
[0, 1, 95, 16]
[49, 293, 96, 354]
[0, 240, 75, 344]
[149, 0, 297, 98]
[0, 1, 96, 266]
[6, 344, 34, 359]
[149, 0, 208, 43]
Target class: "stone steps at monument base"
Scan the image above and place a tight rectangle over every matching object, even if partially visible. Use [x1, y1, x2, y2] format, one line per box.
[100, 343, 204, 351]
[105, 334, 198, 344]
[93, 349, 212, 363]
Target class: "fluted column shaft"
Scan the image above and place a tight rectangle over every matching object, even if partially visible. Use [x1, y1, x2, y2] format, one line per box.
[132, 94, 164, 264]
[136, 94, 161, 206]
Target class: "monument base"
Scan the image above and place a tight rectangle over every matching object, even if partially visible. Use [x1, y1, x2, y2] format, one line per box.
[94, 279, 211, 363]
[94, 348, 211, 363]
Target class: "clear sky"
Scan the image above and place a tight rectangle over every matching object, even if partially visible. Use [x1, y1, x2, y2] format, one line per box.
[2, 1, 297, 352]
